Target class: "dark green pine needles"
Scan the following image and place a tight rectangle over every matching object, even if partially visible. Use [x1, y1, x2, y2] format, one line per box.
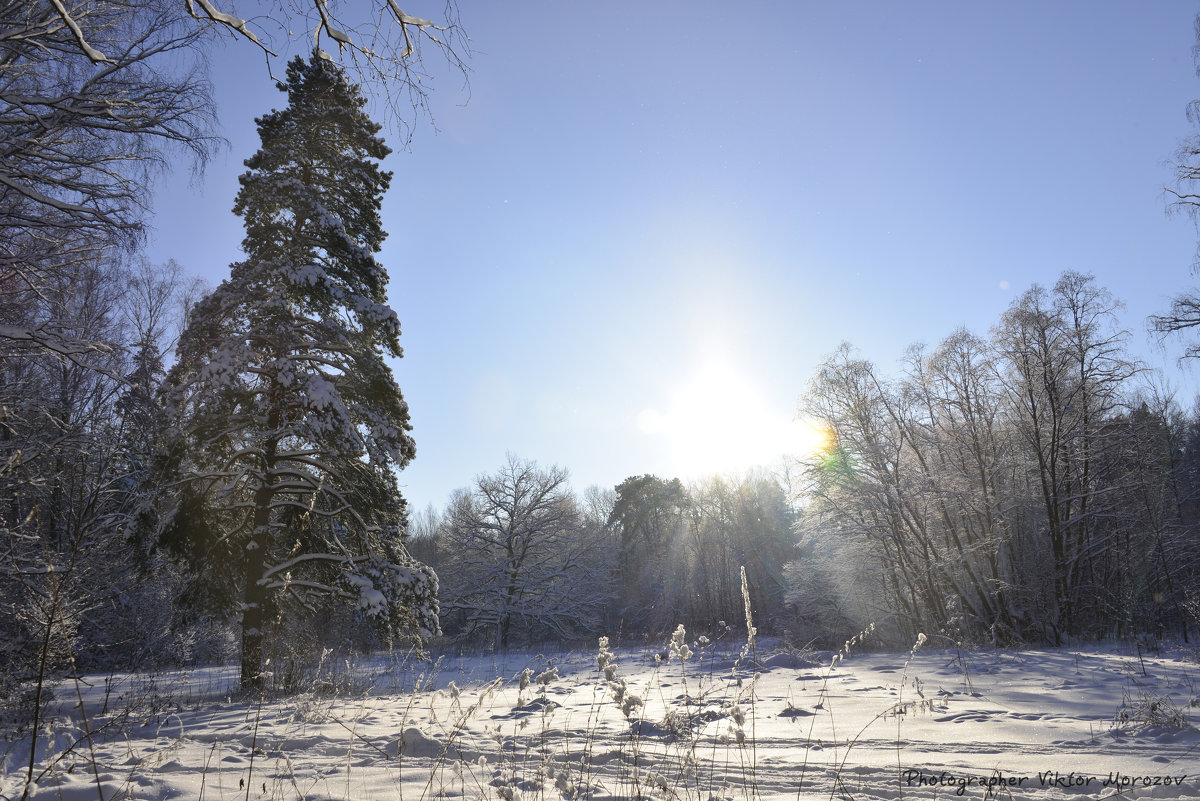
[162, 54, 437, 690]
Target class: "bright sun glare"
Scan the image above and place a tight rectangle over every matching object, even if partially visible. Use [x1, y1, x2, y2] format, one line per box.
[636, 362, 835, 478]
[794, 418, 836, 460]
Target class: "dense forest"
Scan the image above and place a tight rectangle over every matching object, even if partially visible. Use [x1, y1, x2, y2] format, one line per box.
[3, 2, 1200, 720]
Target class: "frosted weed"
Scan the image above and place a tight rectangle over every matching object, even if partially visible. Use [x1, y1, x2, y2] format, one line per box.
[1114, 688, 1191, 731]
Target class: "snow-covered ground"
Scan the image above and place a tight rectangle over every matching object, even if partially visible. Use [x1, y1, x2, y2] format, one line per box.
[4, 636, 1199, 800]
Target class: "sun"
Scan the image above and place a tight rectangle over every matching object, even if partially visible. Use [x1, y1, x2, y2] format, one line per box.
[636, 361, 827, 478]
[793, 417, 836, 460]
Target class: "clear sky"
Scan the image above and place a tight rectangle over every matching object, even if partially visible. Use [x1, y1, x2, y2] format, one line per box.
[147, 2, 1200, 513]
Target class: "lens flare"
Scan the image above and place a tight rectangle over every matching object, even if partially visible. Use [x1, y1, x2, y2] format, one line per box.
[794, 418, 836, 460]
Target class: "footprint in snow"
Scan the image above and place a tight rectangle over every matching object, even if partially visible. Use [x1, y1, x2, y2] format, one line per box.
[934, 710, 998, 723]
[779, 704, 814, 718]
[1006, 712, 1045, 720]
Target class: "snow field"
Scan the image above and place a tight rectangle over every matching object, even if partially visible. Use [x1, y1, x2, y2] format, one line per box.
[3, 639, 1200, 800]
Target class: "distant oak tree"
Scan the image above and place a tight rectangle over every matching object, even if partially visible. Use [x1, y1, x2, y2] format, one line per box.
[439, 456, 609, 649]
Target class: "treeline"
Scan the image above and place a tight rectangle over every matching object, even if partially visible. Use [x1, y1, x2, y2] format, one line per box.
[6, 268, 1200, 693]
[407, 457, 799, 649]
[789, 272, 1200, 648]
[0, 259, 227, 693]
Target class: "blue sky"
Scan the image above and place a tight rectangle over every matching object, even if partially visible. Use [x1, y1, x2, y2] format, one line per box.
[147, 2, 1200, 512]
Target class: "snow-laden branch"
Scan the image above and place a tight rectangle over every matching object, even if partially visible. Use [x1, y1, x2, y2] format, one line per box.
[260, 551, 366, 582]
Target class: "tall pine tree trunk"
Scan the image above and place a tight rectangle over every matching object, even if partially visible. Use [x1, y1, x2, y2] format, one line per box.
[241, 425, 279, 691]
[241, 481, 273, 691]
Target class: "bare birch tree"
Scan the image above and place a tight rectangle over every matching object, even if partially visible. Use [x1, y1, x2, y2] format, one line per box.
[35, 0, 470, 139]
[0, 0, 218, 366]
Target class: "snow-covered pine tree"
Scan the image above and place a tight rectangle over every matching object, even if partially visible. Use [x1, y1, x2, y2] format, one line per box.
[162, 54, 437, 690]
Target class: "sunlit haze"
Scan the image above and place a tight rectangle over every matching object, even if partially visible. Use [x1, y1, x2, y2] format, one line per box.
[636, 359, 808, 479]
[146, 3, 1200, 510]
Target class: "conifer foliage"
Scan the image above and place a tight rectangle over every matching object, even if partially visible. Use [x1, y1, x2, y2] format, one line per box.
[163, 54, 437, 689]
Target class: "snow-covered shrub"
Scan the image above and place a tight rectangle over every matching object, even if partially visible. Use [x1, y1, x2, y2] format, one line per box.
[1115, 689, 1191, 731]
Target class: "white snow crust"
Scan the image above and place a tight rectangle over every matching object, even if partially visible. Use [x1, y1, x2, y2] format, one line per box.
[4, 641, 1199, 800]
